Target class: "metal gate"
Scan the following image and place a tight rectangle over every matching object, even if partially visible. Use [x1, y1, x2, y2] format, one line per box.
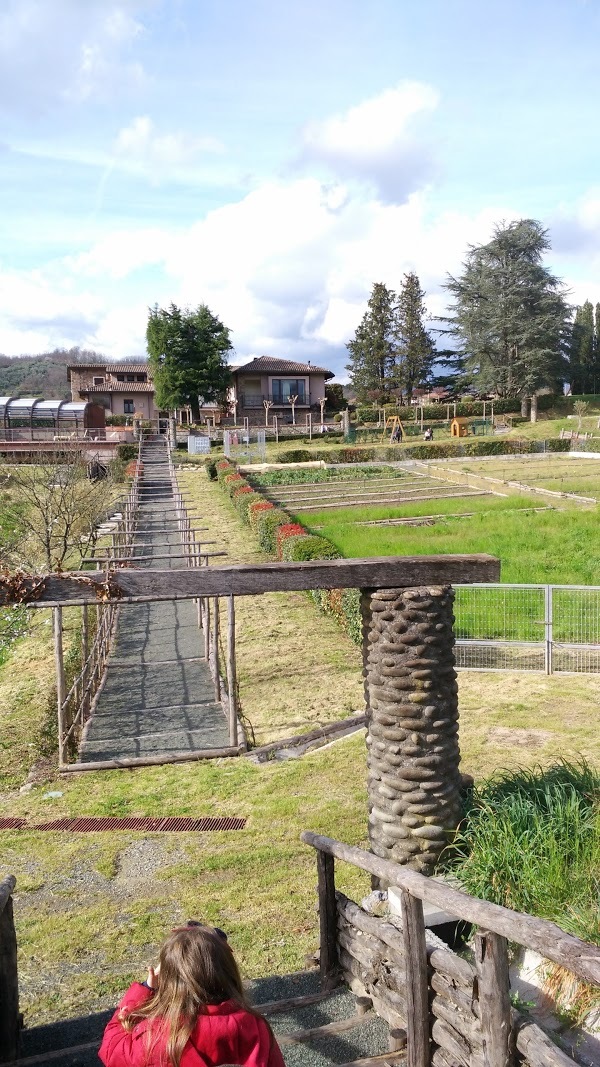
[454, 584, 600, 673]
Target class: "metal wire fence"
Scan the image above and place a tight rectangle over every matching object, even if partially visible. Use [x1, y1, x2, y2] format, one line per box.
[453, 583, 600, 673]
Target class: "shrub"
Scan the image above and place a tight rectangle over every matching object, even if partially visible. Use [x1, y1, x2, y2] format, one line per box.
[275, 449, 314, 463]
[117, 443, 137, 462]
[255, 507, 289, 553]
[276, 522, 306, 559]
[233, 486, 262, 523]
[283, 534, 342, 562]
[205, 457, 218, 480]
[248, 500, 274, 533]
[224, 472, 246, 496]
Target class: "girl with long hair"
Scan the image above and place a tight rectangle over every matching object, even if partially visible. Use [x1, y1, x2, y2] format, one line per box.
[99, 923, 285, 1067]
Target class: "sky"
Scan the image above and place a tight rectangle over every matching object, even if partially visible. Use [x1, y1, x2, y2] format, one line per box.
[2, 0, 600, 379]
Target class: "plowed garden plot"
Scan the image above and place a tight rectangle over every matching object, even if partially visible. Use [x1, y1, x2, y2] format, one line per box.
[437, 455, 600, 501]
[250, 465, 494, 511]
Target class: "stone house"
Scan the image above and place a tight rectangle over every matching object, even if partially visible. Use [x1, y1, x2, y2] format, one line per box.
[67, 362, 158, 420]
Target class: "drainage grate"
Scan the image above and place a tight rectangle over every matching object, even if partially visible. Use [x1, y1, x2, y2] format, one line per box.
[0, 816, 246, 833]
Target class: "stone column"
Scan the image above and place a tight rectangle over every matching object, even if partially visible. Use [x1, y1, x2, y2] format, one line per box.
[530, 394, 538, 423]
[362, 585, 462, 875]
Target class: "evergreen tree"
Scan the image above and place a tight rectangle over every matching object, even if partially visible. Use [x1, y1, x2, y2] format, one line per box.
[146, 303, 232, 420]
[569, 301, 594, 393]
[346, 283, 396, 402]
[392, 272, 436, 400]
[443, 220, 570, 398]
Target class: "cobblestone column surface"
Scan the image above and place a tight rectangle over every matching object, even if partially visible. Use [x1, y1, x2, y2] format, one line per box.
[361, 585, 462, 874]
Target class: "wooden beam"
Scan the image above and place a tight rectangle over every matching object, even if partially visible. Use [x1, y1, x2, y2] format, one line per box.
[1, 554, 501, 606]
[317, 850, 339, 989]
[475, 931, 513, 1067]
[59, 745, 243, 773]
[301, 832, 600, 987]
[226, 595, 237, 747]
[0, 878, 19, 1063]
[402, 891, 430, 1067]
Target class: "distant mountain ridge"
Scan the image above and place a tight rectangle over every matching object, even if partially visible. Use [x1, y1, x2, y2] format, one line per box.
[0, 348, 145, 399]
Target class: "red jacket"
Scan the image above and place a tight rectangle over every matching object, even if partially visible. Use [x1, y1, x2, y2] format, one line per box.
[99, 983, 286, 1067]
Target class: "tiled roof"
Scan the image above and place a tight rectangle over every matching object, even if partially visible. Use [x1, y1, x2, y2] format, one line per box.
[67, 362, 150, 378]
[233, 356, 334, 379]
[80, 382, 154, 393]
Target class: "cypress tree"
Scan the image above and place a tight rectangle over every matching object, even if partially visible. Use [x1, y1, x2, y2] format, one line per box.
[346, 282, 396, 402]
[392, 272, 436, 401]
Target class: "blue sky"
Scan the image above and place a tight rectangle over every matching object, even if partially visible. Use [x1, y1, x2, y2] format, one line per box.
[2, 0, 600, 378]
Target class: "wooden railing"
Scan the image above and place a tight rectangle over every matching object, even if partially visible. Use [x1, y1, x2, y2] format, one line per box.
[0, 875, 19, 1063]
[302, 832, 600, 1067]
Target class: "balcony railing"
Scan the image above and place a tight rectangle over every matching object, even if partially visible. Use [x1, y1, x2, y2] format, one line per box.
[240, 393, 311, 408]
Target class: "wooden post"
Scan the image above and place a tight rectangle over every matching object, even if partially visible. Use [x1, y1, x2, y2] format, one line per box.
[53, 606, 67, 766]
[81, 603, 89, 719]
[212, 596, 220, 701]
[475, 930, 514, 1067]
[401, 890, 430, 1067]
[226, 595, 238, 746]
[316, 850, 338, 990]
[203, 598, 210, 661]
[0, 876, 19, 1063]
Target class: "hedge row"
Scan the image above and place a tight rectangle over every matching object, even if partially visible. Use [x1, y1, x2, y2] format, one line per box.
[274, 439, 571, 464]
[354, 395, 555, 422]
[213, 458, 362, 644]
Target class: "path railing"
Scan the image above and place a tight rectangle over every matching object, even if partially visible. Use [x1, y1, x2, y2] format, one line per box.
[0, 875, 19, 1063]
[54, 438, 144, 762]
[1, 554, 500, 772]
[302, 831, 600, 1067]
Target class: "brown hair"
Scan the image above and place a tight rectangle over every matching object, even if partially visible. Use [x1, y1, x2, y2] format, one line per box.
[121, 924, 255, 1067]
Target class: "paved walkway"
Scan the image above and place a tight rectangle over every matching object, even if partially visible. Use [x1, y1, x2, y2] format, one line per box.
[78, 439, 231, 764]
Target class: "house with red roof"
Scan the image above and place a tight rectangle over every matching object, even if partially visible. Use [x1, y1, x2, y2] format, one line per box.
[230, 356, 334, 422]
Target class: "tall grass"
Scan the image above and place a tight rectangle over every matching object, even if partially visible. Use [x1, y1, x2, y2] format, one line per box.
[303, 505, 600, 584]
[445, 760, 600, 946]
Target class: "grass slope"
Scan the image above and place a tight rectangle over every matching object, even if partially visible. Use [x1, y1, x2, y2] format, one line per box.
[0, 467, 599, 1025]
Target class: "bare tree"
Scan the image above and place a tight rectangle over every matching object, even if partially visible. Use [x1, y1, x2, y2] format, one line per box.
[5, 453, 113, 571]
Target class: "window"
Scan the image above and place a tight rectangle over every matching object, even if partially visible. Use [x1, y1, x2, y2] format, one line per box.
[272, 379, 306, 403]
[126, 374, 135, 382]
[116, 374, 125, 382]
[136, 373, 147, 382]
[93, 376, 104, 386]
[123, 399, 135, 414]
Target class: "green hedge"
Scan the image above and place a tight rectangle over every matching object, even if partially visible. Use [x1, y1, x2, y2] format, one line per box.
[274, 439, 571, 464]
[211, 458, 362, 645]
[255, 506, 289, 553]
[354, 395, 556, 423]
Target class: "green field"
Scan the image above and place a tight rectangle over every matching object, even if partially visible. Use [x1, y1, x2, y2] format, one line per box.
[298, 495, 600, 584]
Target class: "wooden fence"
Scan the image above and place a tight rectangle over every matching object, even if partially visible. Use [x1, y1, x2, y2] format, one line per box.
[0, 875, 19, 1063]
[302, 831, 600, 1067]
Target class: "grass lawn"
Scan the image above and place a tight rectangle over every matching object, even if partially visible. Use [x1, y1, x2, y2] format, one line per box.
[299, 496, 600, 584]
[1, 465, 599, 1026]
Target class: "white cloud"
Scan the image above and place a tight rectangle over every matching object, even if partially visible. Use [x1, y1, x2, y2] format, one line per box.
[114, 116, 224, 173]
[298, 81, 439, 203]
[0, 1, 149, 114]
[0, 174, 520, 372]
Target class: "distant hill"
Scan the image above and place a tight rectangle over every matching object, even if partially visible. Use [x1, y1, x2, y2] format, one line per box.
[0, 348, 117, 399]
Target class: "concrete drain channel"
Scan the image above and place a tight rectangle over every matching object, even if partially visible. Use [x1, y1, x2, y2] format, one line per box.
[0, 815, 246, 832]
